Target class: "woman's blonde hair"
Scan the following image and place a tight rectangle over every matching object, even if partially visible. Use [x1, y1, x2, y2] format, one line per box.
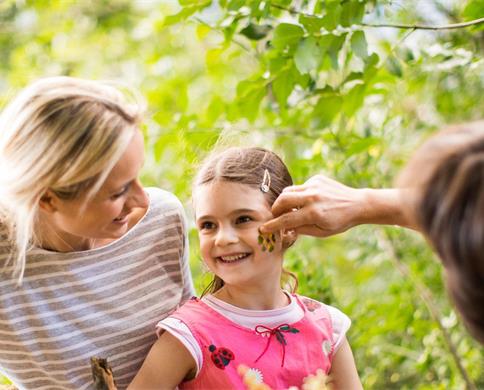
[0, 76, 144, 284]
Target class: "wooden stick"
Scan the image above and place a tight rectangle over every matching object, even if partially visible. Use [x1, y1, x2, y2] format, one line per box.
[91, 357, 118, 390]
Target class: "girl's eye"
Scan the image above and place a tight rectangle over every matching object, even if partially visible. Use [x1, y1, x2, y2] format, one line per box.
[199, 221, 216, 230]
[236, 215, 252, 224]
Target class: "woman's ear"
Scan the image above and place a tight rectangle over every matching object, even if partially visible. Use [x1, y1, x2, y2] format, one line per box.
[39, 189, 58, 213]
[281, 229, 298, 250]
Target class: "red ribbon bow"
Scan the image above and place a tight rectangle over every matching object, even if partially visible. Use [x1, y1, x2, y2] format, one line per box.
[254, 323, 293, 367]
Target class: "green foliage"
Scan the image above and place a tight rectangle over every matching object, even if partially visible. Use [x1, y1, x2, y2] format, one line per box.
[1, 0, 483, 388]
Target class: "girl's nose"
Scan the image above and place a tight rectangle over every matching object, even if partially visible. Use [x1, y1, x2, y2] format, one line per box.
[215, 225, 239, 247]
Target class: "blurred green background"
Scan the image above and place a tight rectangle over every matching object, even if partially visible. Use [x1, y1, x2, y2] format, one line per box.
[1, 0, 483, 388]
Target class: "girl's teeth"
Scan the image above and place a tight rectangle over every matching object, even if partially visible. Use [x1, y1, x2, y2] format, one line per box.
[220, 254, 247, 261]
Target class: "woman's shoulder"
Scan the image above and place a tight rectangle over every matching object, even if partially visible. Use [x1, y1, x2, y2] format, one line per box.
[0, 222, 11, 254]
[145, 187, 185, 215]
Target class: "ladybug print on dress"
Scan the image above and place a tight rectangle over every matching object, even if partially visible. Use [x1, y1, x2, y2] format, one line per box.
[302, 297, 321, 312]
[208, 344, 234, 369]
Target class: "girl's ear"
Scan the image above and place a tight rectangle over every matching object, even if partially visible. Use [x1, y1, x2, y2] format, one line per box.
[281, 229, 297, 250]
[39, 189, 58, 213]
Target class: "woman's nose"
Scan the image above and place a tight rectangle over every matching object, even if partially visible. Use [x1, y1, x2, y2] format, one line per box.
[125, 179, 149, 210]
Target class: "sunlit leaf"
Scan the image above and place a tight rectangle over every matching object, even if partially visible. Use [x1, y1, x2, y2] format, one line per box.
[350, 31, 368, 59]
[272, 23, 304, 51]
[294, 37, 321, 74]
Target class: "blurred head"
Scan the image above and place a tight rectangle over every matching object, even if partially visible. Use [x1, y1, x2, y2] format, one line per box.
[398, 121, 484, 343]
[0, 76, 146, 283]
[193, 147, 296, 294]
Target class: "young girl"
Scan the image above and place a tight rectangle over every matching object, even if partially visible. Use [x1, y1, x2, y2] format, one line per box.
[129, 147, 362, 389]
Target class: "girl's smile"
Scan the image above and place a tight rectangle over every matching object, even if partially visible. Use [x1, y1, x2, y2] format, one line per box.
[217, 252, 252, 264]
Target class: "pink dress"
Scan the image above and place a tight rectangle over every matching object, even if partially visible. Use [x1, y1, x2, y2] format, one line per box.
[171, 295, 334, 389]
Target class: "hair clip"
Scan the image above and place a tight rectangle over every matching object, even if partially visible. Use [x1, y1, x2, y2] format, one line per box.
[260, 169, 271, 193]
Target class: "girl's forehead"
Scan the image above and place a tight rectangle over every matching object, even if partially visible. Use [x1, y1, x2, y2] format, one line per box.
[194, 181, 271, 215]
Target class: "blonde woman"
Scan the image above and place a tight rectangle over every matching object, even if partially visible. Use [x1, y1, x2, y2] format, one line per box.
[0, 77, 194, 389]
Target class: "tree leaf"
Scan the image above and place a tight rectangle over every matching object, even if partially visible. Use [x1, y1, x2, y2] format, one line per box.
[313, 94, 342, 127]
[294, 37, 321, 74]
[386, 56, 403, 77]
[273, 69, 295, 108]
[351, 31, 368, 59]
[240, 23, 272, 40]
[236, 80, 266, 123]
[328, 33, 347, 70]
[272, 23, 304, 51]
[163, 5, 202, 26]
[341, 1, 365, 26]
[321, 2, 342, 31]
[343, 83, 366, 117]
[299, 14, 325, 34]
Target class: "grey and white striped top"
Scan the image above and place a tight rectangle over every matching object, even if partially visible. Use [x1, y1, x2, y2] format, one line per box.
[0, 188, 194, 390]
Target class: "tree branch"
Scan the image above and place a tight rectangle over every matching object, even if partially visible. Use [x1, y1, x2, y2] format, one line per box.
[377, 230, 477, 390]
[361, 18, 484, 30]
[270, 3, 484, 31]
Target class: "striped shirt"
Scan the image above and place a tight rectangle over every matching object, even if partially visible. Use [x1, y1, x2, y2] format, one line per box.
[0, 188, 194, 390]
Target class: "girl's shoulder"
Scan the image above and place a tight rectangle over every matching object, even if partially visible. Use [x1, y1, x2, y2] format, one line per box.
[295, 294, 329, 315]
[295, 294, 351, 352]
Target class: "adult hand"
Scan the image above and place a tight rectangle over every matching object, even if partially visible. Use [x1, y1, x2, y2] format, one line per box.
[261, 175, 413, 237]
[261, 175, 365, 237]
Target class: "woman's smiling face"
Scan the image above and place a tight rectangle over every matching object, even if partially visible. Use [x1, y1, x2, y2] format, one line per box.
[195, 181, 284, 288]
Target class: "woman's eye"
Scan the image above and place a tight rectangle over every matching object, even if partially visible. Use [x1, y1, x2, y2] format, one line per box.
[236, 216, 252, 224]
[111, 186, 129, 200]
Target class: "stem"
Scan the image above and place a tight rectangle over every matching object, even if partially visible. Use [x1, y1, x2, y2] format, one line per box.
[270, 3, 484, 31]
[377, 230, 477, 390]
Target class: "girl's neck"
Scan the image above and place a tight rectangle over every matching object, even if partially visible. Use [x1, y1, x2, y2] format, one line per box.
[213, 283, 289, 310]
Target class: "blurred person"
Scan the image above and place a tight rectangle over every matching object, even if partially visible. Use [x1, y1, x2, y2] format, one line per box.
[261, 121, 484, 344]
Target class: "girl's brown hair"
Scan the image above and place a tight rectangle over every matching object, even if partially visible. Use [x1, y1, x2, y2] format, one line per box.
[399, 121, 484, 343]
[194, 147, 297, 295]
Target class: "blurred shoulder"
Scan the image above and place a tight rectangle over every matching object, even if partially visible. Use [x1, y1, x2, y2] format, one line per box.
[145, 187, 185, 213]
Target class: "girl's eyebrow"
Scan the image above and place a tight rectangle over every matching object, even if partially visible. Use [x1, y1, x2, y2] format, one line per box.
[231, 208, 258, 214]
[196, 209, 260, 221]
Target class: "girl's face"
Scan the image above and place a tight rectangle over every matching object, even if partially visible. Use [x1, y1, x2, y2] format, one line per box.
[195, 181, 284, 288]
[43, 130, 149, 245]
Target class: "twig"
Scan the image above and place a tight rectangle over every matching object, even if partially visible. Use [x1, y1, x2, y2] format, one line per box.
[270, 3, 484, 31]
[361, 18, 484, 30]
[193, 17, 254, 55]
[377, 230, 477, 390]
[91, 357, 117, 390]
